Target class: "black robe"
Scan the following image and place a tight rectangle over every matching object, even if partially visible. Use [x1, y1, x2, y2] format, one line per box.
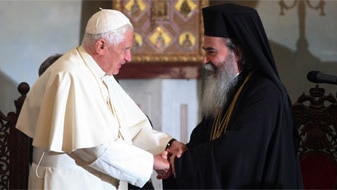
[163, 71, 303, 189]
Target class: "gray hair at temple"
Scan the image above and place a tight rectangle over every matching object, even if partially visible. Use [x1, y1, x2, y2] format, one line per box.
[222, 38, 248, 71]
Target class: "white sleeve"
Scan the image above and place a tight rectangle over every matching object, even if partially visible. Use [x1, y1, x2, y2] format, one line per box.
[71, 139, 154, 187]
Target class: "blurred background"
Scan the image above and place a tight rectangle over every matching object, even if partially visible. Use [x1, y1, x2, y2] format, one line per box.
[1, 0, 337, 143]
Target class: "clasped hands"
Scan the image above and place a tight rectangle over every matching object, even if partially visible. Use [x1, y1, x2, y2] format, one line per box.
[153, 140, 187, 179]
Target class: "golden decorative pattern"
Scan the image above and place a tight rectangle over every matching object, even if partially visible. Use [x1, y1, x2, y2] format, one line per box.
[113, 0, 209, 63]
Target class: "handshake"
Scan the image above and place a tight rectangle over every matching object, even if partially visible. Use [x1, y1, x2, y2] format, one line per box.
[153, 139, 187, 179]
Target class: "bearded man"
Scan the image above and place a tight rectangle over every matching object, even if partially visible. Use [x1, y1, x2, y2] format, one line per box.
[162, 3, 303, 189]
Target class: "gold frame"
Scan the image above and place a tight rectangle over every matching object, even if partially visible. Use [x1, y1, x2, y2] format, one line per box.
[113, 0, 209, 63]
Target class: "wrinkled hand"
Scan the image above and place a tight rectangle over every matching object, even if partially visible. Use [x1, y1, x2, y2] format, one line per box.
[153, 151, 169, 171]
[154, 151, 171, 179]
[157, 152, 177, 179]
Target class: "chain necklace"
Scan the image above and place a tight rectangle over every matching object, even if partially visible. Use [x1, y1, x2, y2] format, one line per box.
[210, 71, 253, 140]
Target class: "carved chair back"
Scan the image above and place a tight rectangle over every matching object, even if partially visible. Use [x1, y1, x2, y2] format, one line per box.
[293, 85, 337, 189]
[0, 82, 31, 189]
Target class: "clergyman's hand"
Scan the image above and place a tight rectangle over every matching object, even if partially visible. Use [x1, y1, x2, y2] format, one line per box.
[166, 140, 187, 158]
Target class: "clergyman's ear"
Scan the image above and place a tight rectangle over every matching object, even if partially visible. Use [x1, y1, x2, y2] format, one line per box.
[234, 46, 242, 62]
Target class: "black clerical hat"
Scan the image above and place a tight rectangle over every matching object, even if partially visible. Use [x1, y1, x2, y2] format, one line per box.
[202, 3, 284, 90]
[202, 3, 256, 39]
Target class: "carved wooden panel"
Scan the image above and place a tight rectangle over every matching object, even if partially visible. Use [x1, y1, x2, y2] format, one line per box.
[293, 85, 337, 188]
[293, 85, 337, 158]
[0, 82, 30, 190]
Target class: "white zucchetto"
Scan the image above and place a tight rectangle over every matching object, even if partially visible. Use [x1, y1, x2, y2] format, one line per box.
[85, 9, 132, 34]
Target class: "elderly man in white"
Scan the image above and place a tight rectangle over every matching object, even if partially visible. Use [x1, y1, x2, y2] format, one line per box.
[16, 9, 186, 190]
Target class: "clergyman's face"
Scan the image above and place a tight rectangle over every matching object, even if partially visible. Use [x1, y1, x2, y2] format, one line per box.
[201, 36, 240, 117]
[202, 36, 235, 69]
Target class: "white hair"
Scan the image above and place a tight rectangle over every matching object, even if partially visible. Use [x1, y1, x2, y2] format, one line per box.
[81, 24, 133, 48]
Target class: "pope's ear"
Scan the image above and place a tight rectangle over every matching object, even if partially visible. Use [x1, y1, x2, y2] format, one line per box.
[95, 39, 106, 54]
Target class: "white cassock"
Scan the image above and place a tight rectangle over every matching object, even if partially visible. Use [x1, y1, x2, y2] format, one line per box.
[16, 46, 171, 190]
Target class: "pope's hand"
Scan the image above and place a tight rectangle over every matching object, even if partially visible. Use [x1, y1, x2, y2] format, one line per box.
[153, 151, 169, 171]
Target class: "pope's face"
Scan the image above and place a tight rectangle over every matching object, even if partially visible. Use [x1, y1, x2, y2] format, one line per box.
[104, 29, 133, 75]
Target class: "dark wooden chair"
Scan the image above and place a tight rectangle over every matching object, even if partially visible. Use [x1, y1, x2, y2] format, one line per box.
[0, 82, 31, 190]
[293, 85, 337, 189]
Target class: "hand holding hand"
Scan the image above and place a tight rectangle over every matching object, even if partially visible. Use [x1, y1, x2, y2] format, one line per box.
[154, 151, 171, 179]
[157, 140, 187, 179]
[153, 151, 169, 171]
